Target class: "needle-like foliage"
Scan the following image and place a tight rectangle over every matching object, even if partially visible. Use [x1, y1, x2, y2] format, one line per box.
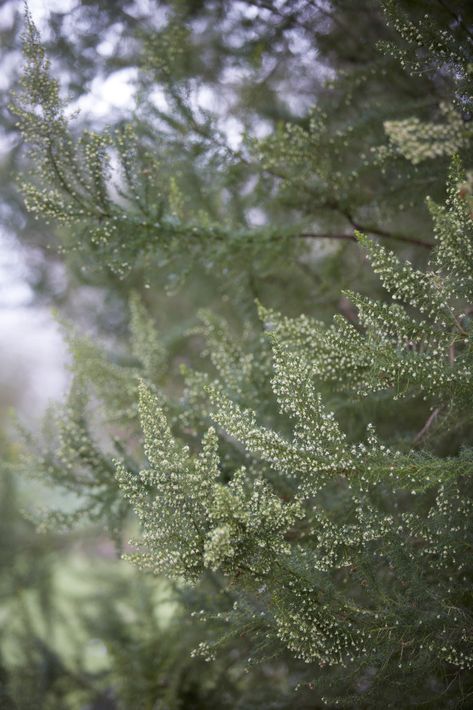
[10, 1, 473, 707]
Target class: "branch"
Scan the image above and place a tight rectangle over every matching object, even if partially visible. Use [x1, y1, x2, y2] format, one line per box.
[299, 227, 433, 250]
[413, 407, 441, 445]
[299, 232, 357, 242]
[350, 220, 434, 249]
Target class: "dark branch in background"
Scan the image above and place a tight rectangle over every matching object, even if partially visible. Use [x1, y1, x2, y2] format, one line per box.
[414, 407, 441, 445]
[346, 210, 434, 249]
[298, 228, 433, 249]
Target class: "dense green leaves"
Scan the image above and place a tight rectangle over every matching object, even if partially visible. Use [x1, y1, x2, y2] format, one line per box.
[7, 1, 473, 707]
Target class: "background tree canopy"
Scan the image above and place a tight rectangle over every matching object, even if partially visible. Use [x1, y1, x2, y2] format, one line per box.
[1, 0, 473, 707]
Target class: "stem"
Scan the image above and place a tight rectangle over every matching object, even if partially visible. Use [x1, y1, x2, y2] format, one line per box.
[413, 407, 441, 445]
[299, 228, 433, 250]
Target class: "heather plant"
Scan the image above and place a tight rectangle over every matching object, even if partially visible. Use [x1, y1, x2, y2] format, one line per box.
[6, 1, 473, 708]
[111, 160, 473, 703]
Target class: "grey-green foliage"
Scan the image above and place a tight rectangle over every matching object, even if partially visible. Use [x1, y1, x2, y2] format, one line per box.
[12, 2, 473, 300]
[32, 157, 473, 703]
[377, 2, 473, 170]
[381, 0, 473, 114]
[1, 461, 269, 710]
[11, 1, 473, 708]
[21, 295, 271, 542]
[111, 161, 473, 705]
[17, 295, 164, 541]
[11, 9, 298, 287]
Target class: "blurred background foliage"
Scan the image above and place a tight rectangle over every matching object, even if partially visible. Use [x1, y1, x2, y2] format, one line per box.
[1, 0, 473, 707]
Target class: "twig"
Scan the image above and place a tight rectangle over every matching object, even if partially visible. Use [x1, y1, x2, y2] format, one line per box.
[299, 232, 357, 242]
[299, 228, 433, 250]
[350, 220, 433, 249]
[338, 295, 358, 323]
[414, 407, 441, 445]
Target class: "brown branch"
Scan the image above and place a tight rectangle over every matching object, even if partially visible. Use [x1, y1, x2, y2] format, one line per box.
[299, 228, 433, 249]
[350, 220, 433, 249]
[299, 232, 357, 242]
[328, 209, 435, 249]
[449, 342, 456, 365]
[338, 295, 358, 323]
[413, 407, 441, 445]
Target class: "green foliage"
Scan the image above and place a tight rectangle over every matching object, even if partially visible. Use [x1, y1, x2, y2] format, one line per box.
[381, 0, 473, 112]
[8, 1, 473, 707]
[21, 168, 473, 705]
[110, 161, 473, 705]
[15, 0, 473, 297]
